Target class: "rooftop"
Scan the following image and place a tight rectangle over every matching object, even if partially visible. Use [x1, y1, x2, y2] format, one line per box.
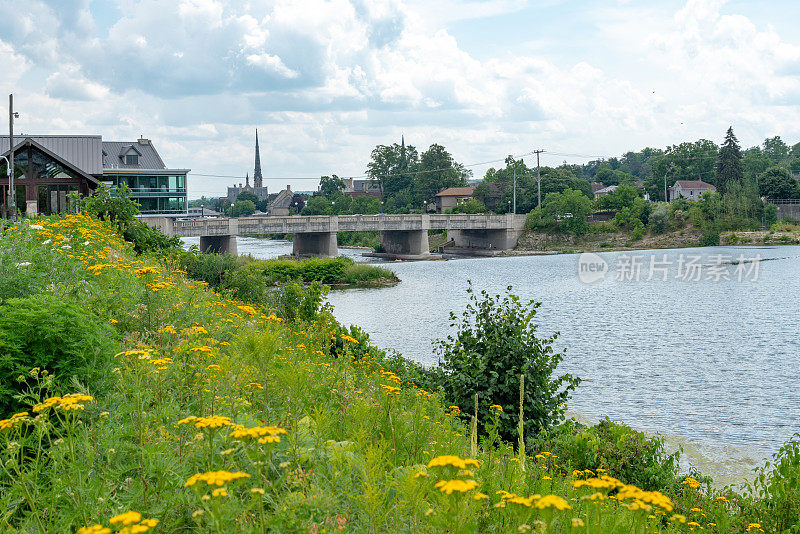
[436, 186, 475, 197]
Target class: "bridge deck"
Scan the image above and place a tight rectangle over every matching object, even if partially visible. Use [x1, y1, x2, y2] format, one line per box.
[142, 213, 526, 238]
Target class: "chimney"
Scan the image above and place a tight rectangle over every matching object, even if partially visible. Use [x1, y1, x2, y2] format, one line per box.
[287, 185, 291, 192]
[138, 137, 150, 145]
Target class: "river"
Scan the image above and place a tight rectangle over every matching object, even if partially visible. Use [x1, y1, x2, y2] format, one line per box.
[184, 236, 800, 486]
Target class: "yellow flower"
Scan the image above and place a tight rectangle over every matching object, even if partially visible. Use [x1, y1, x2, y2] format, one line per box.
[434, 479, 478, 494]
[489, 404, 503, 413]
[571, 518, 585, 527]
[681, 477, 701, 489]
[473, 492, 488, 501]
[184, 470, 251, 487]
[158, 325, 177, 334]
[670, 514, 687, 524]
[237, 305, 258, 317]
[190, 346, 213, 353]
[77, 525, 111, 534]
[427, 455, 480, 469]
[535, 495, 571, 511]
[110, 511, 142, 526]
[211, 487, 228, 497]
[177, 415, 232, 429]
[250, 488, 266, 495]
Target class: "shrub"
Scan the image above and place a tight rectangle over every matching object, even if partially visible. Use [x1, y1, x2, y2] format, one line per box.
[431, 283, 580, 443]
[0, 294, 118, 413]
[629, 222, 646, 241]
[747, 433, 800, 531]
[446, 198, 486, 214]
[648, 203, 670, 233]
[529, 418, 680, 491]
[270, 281, 332, 323]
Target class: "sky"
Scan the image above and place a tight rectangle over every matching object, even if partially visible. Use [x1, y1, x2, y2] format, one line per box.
[1, 0, 800, 199]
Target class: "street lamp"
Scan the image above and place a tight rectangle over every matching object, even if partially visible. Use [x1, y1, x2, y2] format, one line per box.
[200, 204, 204, 219]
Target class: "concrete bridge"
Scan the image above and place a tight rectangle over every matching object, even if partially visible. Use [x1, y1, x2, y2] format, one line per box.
[141, 213, 526, 258]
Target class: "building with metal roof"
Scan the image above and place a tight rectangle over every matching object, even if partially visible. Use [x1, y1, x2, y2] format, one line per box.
[1, 134, 189, 217]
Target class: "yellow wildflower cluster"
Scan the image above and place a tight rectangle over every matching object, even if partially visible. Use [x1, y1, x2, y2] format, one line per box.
[237, 305, 258, 317]
[33, 393, 94, 413]
[177, 415, 232, 429]
[489, 404, 503, 413]
[191, 325, 209, 335]
[427, 455, 481, 469]
[681, 477, 702, 489]
[158, 325, 177, 334]
[135, 266, 161, 275]
[616, 484, 674, 512]
[572, 475, 623, 491]
[0, 412, 30, 431]
[434, 479, 478, 494]
[147, 280, 174, 292]
[380, 384, 401, 396]
[340, 334, 359, 344]
[148, 357, 173, 370]
[184, 470, 251, 487]
[229, 424, 287, 444]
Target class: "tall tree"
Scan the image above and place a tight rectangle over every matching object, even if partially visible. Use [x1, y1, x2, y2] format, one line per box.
[366, 143, 419, 202]
[318, 175, 345, 197]
[716, 127, 743, 196]
[414, 144, 470, 204]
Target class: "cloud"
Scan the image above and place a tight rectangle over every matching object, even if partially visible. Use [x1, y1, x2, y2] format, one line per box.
[2, 0, 800, 198]
[45, 65, 110, 101]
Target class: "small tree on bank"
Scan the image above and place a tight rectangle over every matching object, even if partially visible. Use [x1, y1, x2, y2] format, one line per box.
[432, 283, 581, 443]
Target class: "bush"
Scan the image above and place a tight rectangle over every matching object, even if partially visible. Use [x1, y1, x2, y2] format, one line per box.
[529, 418, 680, 491]
[446, 198, 486, 214]
[648, 203, 670, 233]
[0, 294, 118, 413]
[431, 283, 580, 443]
[747, 433, 800, 532]
[270, 281, 331, 323]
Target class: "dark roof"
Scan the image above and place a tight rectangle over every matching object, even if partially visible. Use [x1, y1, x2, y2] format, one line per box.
[675, 180, 715, 189]
[1, 137, 100, 185]
[270, 186, 294, 209]
[102, 139, 166, 169]
[591, 182, 604, 193]
[436, 186, 475, 197]
[0, 135, 102, 175]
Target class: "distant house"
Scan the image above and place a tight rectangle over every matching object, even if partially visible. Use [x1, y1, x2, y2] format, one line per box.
[668, 180, 715, 201]
[187, 206, 221, 218]
[435, 186, 475, 213]
[594, 185, 618, 199]
[591, 182, 604, 195]
[268, 185, 294, 216]
[342, 178, 382, 198]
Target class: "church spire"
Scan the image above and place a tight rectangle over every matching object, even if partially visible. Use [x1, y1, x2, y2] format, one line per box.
[245, 172, 250, 187]
[254, 129, 263, 188]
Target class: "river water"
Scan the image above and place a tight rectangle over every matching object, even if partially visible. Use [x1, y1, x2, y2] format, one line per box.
[184, 237, 800, 486]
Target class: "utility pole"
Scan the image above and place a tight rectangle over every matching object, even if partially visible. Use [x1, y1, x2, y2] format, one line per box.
[8, 94, 15, 219]
[664, 163, 674, 202]
[533, 149, 544, 207]
[512, 167, 516, 214]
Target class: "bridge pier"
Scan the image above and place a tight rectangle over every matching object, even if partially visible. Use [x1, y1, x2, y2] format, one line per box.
[293, 232, 338, 258]
[199, 234, 238, 255]
[379, 230, 431, 259]
[447, 228, 522, 254]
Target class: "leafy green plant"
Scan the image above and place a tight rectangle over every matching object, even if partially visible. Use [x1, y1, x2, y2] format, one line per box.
[431, 283, 580, 443]
[0, 294, 118, 412]
[747, 433, 800, 532]
[530, 418, 680, 491]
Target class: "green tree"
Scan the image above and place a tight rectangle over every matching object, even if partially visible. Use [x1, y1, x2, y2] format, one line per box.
[366, 142, 419, 206]
[758, 166, 800, 199]
[227, 199, 256, 217]
[301, 196, 332, 215]
[763, 136, 790, 164]
[433, 284, 580, 443]
[414, 144, 470, 204]
[717, 127, 744, 195]
[446, 198, 485, 214]
[236, 190, 259, 204]
[349, 195, 382, 214]
[542, 188, 592, 235]
[319, 175, 346, 197]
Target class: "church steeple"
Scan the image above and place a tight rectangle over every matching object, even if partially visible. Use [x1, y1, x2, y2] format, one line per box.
[400, 134, 407, 169]
[254, 129, 263, 188]
[245, 172, 250, 187]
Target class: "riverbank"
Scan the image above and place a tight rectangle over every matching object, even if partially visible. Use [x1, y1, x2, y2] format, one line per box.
[3, 215, 799, 532]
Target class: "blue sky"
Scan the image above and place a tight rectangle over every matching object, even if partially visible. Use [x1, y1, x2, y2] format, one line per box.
[1, 0, 799, 198]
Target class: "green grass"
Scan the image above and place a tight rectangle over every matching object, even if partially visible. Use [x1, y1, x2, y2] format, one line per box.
[0, 214, 798, 533]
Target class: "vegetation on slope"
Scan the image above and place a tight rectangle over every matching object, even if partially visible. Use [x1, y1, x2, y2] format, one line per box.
[1, 215, 799, 532]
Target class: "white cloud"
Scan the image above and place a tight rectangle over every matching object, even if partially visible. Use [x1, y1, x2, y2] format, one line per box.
[2, 0, 800, 198]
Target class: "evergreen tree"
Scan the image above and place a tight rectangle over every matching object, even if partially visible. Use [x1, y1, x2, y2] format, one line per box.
[717, 127, 743, 195]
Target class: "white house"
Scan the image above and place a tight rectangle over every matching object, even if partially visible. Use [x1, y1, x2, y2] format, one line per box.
[668, 180, 716, 201]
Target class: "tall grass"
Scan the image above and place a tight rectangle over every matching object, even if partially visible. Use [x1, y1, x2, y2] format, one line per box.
[0, 215, 795, 533]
